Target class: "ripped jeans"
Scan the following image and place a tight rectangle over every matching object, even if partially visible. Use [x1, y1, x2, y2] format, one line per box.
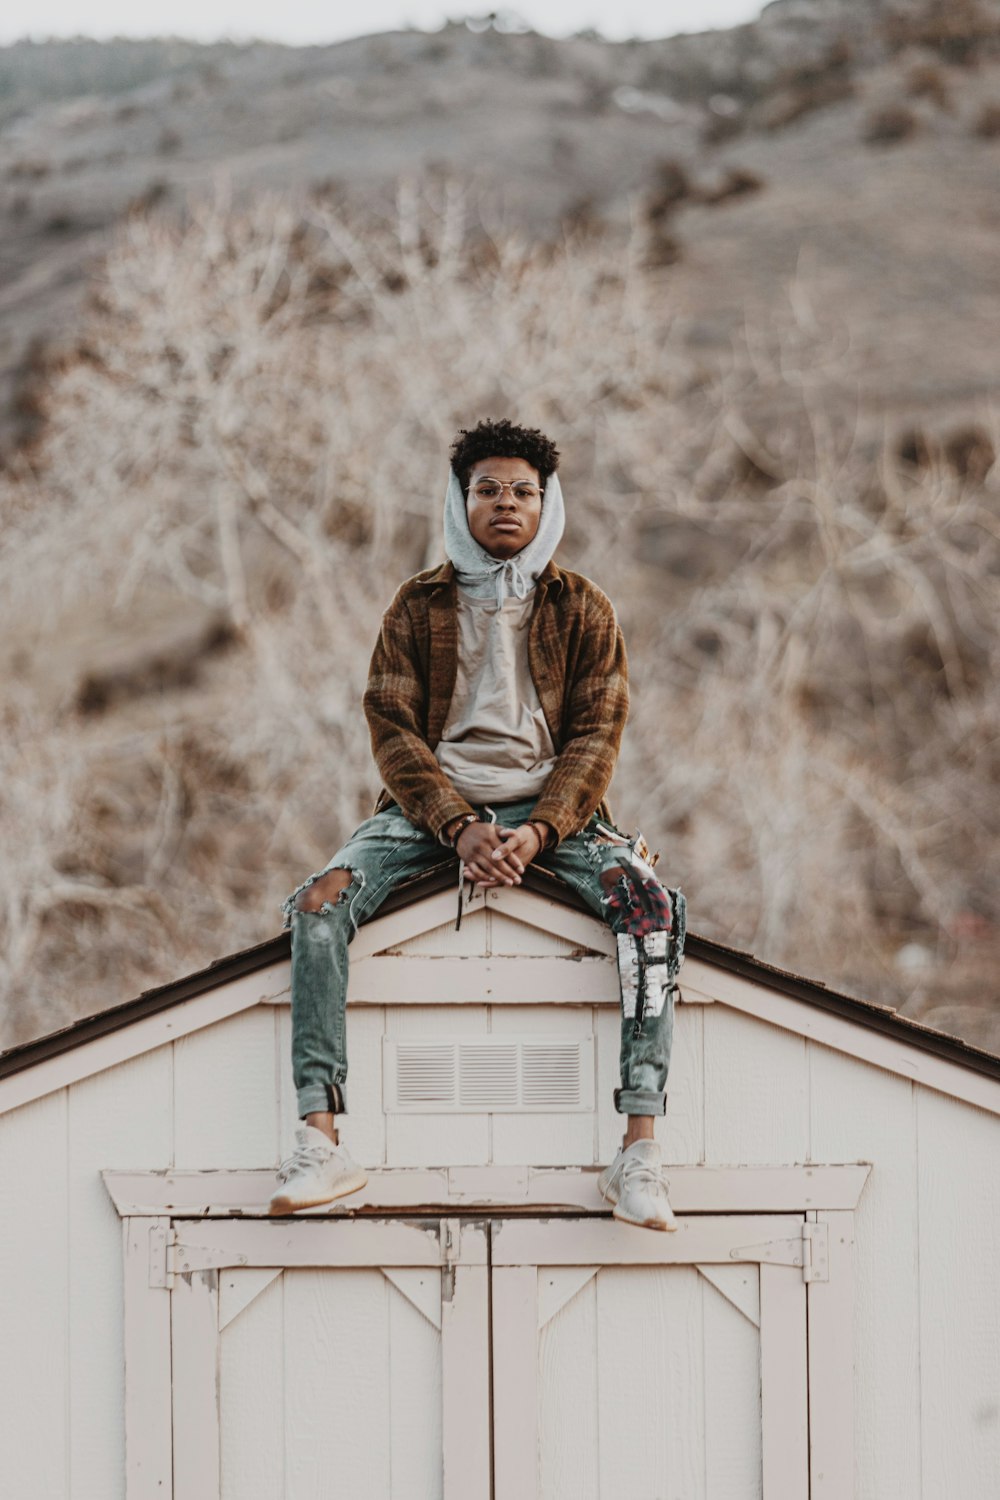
[281, 797, 679, 1121]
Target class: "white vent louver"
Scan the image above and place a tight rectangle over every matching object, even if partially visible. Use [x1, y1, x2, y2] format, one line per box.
[394, 1044, 456, 1106]
[384, 1037, 594, 1113]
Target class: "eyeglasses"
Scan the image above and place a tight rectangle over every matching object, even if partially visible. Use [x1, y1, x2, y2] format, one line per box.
[465, 477, 542, 502]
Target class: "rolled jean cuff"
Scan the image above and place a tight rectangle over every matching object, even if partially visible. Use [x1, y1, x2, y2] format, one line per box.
[297, 1081, 347, 1118]
[614, 1086, 667, 1117]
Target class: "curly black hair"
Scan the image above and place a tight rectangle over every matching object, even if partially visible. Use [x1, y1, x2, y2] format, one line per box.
[449, 417, 560, 490]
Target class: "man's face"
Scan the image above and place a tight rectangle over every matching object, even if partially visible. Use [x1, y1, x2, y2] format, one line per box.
[465, 455, 543, 560]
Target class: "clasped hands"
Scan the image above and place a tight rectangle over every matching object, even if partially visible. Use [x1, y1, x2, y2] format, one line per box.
[451, 819, 547, 887]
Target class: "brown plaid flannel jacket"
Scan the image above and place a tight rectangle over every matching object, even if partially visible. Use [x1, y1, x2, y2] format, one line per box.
[362, 558, 629, 846]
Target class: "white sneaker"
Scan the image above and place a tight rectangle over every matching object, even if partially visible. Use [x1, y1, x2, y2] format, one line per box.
[268, 1124, 368, 1214]
[597, 1138, 678, 1232]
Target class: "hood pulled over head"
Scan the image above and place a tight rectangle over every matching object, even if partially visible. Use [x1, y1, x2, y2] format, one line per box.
[442, 466, 565, 607]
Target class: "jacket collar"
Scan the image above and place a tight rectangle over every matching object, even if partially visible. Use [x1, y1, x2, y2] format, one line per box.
[415, 558, 564, 596]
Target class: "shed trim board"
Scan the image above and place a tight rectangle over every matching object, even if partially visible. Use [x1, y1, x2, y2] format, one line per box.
[3, 865, 1000, 1119]
[122, 1216, 172, 1500]
[102, 1162, 871, 1217]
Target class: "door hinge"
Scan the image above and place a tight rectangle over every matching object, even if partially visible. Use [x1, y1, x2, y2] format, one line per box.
[801, 1221, 829, 1283]
[729, 1220, 829, 1283]
[148, 1223, 175, 1288]
[148, 1223, 247, 1289]
[440, 1217, 461, 1302]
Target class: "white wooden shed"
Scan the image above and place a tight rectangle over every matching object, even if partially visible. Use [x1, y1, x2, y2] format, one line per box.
[1, 862, 999, 1500]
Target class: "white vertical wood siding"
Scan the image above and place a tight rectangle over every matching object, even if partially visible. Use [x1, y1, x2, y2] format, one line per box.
[219, 1268, 443, 1499]
[1, 891, 999, 1496]
[538, 1266, 762, 1496]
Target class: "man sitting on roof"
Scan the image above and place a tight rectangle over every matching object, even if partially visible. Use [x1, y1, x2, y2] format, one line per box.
[270, 418, 685, 1230]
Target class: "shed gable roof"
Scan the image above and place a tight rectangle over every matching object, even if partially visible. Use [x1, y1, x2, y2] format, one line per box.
[2, 862, 999, 1107]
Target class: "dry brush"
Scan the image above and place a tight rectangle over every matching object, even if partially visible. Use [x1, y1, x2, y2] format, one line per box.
[1, 176, 998, 1047]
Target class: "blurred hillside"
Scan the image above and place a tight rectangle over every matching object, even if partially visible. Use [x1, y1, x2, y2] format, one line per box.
[4, 1, 1000, 453]
[1, 0, 999, 1055]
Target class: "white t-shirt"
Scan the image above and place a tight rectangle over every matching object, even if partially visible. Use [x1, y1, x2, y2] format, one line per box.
[433, 585, 558, 804]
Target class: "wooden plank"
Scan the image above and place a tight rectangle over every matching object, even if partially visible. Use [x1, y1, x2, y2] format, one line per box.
[388, 1274, 444, 1499]
[219, 1270, 284, 1500]
[759, 1261, 809, 1500]
[102, 1161, 871, 1217]
[172, 1266, 221, 1500]
[68, 1050, 173, 1499]
[703, 1265, 763, 1497]
[349, 954, 615, 1005]
[442, 1245, 491, 1500]
[597, 1265, 704, 1497]
[122, 1217, 173, 1500]
[676, 984, 717, 1004]
[663, 995, 705, 1168]
[807, 1210, 856, 1497]
[104, 1164, 449, 1215]
[492, 1214, 802, 1267]
[0, 1091, 69, 1498]
[538, 1273, 599, 1496]
[283, 1267, 391, 1498]
[684, 956, 1000, 1119]
[173, 1006, 280, 1169]
[487, 910, 588, 958]
[487, 884, 616, 955]
[537, 1266, 599, 1329]
[172, 1217, 480, 1269]
[382, 1267, 442, 1330]
[448, 1164, 529, 1200]
[339, 1004, 388, 1167]
[595, 1005, 623, 1165]
[348, 885, 487, 962]
[0, 965, 289, 1113]
[218, 1267, 282, 1331]
[705, 1004, 809, 1166]
[275, 1004, 300, 1163]
[917, 1085, 1000, 1496]
[387, 909, 489, 957]
[809, 1043, 916, 1496]
[491, 1265, 539, 1500]
[697, 1262, 760, 1327]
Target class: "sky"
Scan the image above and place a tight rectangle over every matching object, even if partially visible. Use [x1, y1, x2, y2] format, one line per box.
[2, 1, 766, 48]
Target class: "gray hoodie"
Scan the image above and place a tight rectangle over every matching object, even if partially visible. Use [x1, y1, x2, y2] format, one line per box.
[441, 465, 566, 607]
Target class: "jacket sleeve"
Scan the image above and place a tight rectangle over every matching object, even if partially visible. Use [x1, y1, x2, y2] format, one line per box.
[529, 587, 629, 845]
[362, 590, 476, 840]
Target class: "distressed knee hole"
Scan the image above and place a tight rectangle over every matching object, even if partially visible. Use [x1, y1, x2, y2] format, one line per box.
[600, 865, 626, 892]
[294, 868, 355, 913]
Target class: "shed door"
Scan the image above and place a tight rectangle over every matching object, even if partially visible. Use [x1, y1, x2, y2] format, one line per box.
[491, 1216, 813, 1500]
[125, 1209, 846, 1500]
[166, 1218, 490, 1500]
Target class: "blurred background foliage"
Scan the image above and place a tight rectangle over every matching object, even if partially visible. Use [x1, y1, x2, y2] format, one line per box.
[2, 1, 999, 1051]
